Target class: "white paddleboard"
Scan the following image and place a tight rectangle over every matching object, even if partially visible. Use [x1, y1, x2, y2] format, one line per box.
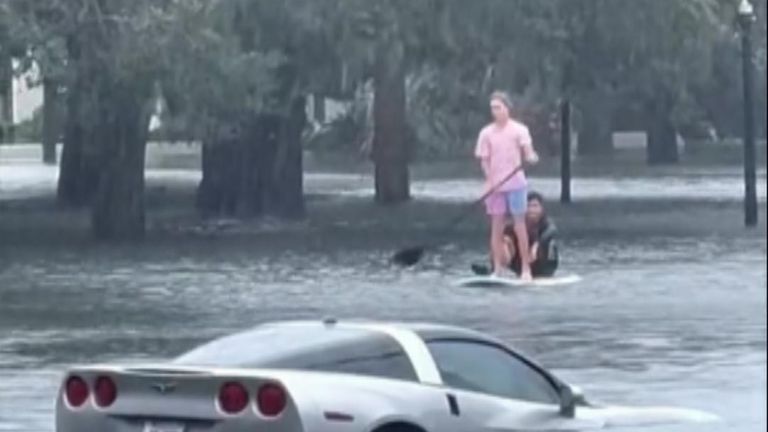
[456, 274, 582, 288]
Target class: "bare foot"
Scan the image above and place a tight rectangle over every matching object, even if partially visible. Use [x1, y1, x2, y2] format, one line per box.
[520, 271, 533, 282]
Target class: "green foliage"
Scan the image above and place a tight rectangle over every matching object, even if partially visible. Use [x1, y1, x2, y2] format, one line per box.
[160, 0, 350, 141]
[159, 2, 283, 138]
[14, 107, 42, 142]
[4, 0, 766, 156]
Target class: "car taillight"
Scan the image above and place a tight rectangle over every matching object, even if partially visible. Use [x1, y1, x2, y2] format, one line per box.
[256, 383, 286, 417]
[218, 382, 249, 414]
[64, 376, 89, 408]
[94, 376, 118, 408]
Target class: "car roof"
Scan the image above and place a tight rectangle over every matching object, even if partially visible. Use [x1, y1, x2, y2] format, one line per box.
[174, 321, 377, 365]
[263, 319, 496, 342]
[399, 321, 496, 342]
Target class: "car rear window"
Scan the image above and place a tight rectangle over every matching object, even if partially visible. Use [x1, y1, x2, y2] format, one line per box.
[264, 335, 418, 382]
[174, 325, 418, 382]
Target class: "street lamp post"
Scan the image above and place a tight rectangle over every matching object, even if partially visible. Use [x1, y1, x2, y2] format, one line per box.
[739, 0, 758, 227]
[560, 99, 572, 204]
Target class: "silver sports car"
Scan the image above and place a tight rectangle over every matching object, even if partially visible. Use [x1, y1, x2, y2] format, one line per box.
[56, 320, 718, 432]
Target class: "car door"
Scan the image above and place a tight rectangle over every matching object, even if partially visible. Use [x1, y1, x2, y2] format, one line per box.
[426, 339, 603, 432]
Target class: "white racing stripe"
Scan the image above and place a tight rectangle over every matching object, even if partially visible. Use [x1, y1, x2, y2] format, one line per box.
[346, 323, 444, 385]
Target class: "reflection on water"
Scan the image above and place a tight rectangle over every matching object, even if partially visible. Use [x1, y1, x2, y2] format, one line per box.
[0, 233, 765, 432]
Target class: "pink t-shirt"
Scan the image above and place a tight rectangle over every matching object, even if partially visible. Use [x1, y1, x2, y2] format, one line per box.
[475, 120, 534, 191]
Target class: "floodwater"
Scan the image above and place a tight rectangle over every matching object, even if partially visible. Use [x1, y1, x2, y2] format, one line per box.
[0, 149, 766, 432]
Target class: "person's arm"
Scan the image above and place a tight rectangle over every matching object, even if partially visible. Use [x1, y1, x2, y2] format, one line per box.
[539, 219, 558, 244]
[480, 158, 492, 180]
[530, 242, 540, 262]
[475, 129, 492, 185]
[538, 219, 558, 261]
[519, 125, 539, 165]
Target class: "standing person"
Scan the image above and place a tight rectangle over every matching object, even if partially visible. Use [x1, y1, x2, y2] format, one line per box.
[475, 91, 539, 280]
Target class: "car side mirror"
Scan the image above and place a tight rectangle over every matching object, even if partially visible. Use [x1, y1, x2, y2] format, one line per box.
[559, 384, 585, 418]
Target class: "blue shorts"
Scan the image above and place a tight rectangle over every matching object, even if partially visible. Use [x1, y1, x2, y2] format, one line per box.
[485, 187, 527, 216]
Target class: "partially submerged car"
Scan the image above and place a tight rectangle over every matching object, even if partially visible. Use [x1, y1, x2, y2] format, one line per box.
[56, 319, 718, 431]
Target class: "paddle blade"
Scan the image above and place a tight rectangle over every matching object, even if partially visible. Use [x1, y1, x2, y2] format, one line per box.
[470, 263, 492, 276]
[392, 247, 425, 267]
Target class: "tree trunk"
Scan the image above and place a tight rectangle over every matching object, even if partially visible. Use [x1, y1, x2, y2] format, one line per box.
[577, 90, 613, 156]
[90, 83, 152, 240]
[0, 56, 14, 143]
[372, 39, 410, 204]
[267, 97, 306, 218]
[196, 44, 306, 221]
[57, 80, 99, 207]
[42, 79, 59, 165]
[197, 133, 246, 218]
[58, 35, 99, 207]
[197, 119, 270, 219]
[645, 99, 679, 165]
[197, 106, 305, 220]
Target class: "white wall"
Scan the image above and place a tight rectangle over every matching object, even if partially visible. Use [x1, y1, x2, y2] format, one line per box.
[11, 59, 43, 124]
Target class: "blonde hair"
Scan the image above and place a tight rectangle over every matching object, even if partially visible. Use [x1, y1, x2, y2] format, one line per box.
[490, 91, 513, 111]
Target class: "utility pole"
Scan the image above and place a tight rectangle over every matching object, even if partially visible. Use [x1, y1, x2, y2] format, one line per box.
[560, 99, 572, 204]
[739, 0, 758, 227]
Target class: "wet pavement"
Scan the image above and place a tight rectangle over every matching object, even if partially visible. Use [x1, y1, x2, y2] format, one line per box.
[0, 147, 766, 432]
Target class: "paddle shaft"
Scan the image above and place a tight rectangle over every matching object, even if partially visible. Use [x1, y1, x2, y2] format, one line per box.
[427, 164, 525, 248]
[392, 164, 527, 265]
[444, 164, 525, 229]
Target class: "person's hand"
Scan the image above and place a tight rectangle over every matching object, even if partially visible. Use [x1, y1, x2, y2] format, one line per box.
[530, 242, 539, 262]
[526, 151, 540, 165]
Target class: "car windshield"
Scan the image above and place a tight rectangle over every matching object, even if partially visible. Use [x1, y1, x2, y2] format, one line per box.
[427, 340, 560, 405]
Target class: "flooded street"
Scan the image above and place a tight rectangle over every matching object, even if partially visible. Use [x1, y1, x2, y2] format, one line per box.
[1, 152, 766, 431]
[1, 233, 765, 431]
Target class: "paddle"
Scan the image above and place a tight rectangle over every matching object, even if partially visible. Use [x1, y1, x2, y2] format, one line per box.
[470, 263, 493, 276]
[391, 164, 525, 267]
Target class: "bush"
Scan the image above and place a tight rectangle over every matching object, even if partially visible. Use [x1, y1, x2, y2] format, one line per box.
[14, 107, 43, 143]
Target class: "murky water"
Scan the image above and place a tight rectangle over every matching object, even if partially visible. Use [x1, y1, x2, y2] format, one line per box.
[1, 229, 765, 431]
[1, 150, 766, 431]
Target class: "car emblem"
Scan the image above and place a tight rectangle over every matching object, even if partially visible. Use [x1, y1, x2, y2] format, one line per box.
[150, 382, 178, 394]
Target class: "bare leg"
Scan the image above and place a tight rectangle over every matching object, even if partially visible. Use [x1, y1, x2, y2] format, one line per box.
[490, 215, 508, 275]
[485, 235, 515, 275]
[503, 235, 516, 267]
[512, 216, 532, 280]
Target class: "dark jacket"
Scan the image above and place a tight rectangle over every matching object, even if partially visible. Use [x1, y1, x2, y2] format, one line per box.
[505, 216, 559, 263]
